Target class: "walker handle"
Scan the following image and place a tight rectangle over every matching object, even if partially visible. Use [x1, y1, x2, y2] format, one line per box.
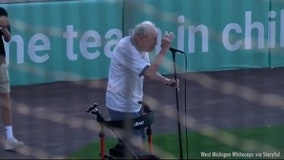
[138, 101, 151, 113]
[86, 103, 99, 113]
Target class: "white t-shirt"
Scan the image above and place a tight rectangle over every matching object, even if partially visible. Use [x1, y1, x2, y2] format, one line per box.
[106, 36, 150, 112]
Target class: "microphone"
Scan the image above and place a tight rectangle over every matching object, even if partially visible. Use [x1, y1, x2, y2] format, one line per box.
[169, 47, 185, 54]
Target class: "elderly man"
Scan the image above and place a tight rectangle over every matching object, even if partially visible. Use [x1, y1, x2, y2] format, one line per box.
[105, 21, 178, 153]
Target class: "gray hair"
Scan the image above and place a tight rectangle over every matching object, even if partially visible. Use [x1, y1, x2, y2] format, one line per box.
[132, 21, 157, 37]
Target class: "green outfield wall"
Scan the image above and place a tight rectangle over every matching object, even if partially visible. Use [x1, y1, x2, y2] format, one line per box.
[2, 0, 284, 85]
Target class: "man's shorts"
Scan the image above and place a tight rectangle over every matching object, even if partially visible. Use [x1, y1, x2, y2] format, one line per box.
[0, 63, 10, 93]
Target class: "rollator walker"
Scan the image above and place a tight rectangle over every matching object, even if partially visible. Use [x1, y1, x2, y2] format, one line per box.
[86, 101, 160, 159]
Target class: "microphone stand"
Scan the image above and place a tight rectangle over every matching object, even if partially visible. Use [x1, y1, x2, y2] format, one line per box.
[171, 50, 183, 160]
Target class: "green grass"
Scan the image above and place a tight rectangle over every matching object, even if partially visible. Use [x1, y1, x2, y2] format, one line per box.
[69, 126, 284, 159]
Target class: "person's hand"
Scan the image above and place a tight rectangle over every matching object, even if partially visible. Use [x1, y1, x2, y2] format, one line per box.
[0, 16, 9, 28]
[161, 31, 175, 50]
[164, 78, 180, 88]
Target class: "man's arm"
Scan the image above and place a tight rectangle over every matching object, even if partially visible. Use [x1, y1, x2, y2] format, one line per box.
[144, 31, 173, 79]
[144, 31, 178, 86]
